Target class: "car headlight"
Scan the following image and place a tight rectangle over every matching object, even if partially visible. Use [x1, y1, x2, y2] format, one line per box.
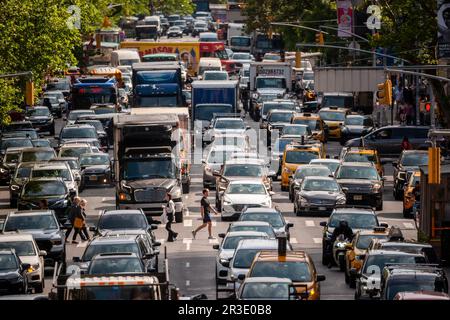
[119, 192, 131, 201]
[261, 199, 271, 207]
[0, 168, 7, 173]
[336, 242, 346, 248]
[170, 187, 182, 199]
[298, 196, 308, 205]
[336, 197, 346, 204]
[10, 184, 20, 192]
[31, 263, 40, 271]
[372, 183, 382, 192]
[50, 239, 62, 245]
[252, 93, 259, 99]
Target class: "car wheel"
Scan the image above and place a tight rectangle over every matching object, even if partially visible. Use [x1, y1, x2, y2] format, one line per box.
[35, 281, 44, 293]
[289, 190, 293, 201]
[403, 208, 412, 218]
[182, 182, 190, 194]
[50, 126, 55, 136]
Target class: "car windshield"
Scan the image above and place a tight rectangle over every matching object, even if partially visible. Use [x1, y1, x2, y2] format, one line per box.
[250, 261, 312, 282]
[227, 183, 267, 194]
[93, 108, 115, 115]
[204, 72, 228, 80]
[32, 140, 51, 148]
[23, 180, 66, 197]
[362, 255, 426, 274]
[292, 118, 321, 131]
[322, 96, 353, 108]
[46, 81, 70, 91]
[15, 167, 31, 178]
[207, 150, 237, 164]
[61, 127, 97, 139]
[232, 53, 251, 60]
[212, 136, 246, 149]
[124, 159, 176, 180]
[233, 249, 262, 268]
[274, 139, 295, 154]
[60, 147, 92, 158]
[344, 153, 376, 163]
[215, 120, 245, 129]
[230, 226, 275, 238]
[401, 153, 429, 166]
[21, 151, 55, 162]
[80, 154, 110, 166]
[3, 131, 38, 139]
[0, 241, 36, 256]
[258, 94, 280, 102]
[295, 167, 331, 179]
[27, 108, 50, 117]
[241, 282, 290, 299]
[329, 213, 377, 229]
[68, 111, 94, 120]
[386, 279, 445, 300]
[256, 78, 286, 89]
[282, 126, 311, 136]
[83, 243, 140, 261]
[88, 257, 143, 275]
[230, 37, 251, 47]
[0, 254, 18, 270]
[77, 121, 103, 132]
[345, 117, 364, 125]
[4, 153, 20, 163]
[303, 73, 314, 81]
[240, 213, 284, 228]
[4, 214, 58, 231]
[356, 234, 388, 250]
[1, 139, 33, 151]
[224, 164, 263, 177]
[302, 179, 339, 192]
[285, 151, 319, 164]
[310, 161, 340, 173]
[32, 169, 71, 181]
[269, 113, 293, 123]
[98, 214, 147, 231]
[223, 235, 266, 250]
[263, 103, 296, 116]
[319, 111, 346, 121]
[337, 166, 379, 180]
[195, 105, 234, 121]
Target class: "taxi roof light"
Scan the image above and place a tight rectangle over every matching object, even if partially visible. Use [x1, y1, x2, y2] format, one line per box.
[373, 226, 386, 232]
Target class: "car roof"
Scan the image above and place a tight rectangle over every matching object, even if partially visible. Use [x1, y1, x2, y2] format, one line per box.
[339, 162, 375, 168]
[295, 164, 330, 171]
[21, 147, 54, 152]
[236, 239, 279, 250]
[230, 221, 271, 227]
[268, 109, 296, 114]
[91, 252, 140, 259]
[332, 207, 375, 214]
[242, 207, 281, 214]
[90, 235, 139, 244]
[0, 233, 35, 242]
[228, 179, 266, 185]
[32, 163, 69, 170]
[59, 143, 92, 148]
[302, 176, 335, 182]
[366, 250, 423, 256]
[310, 159, 340, 164]
[225, 231, 269, 238]
[63, 124, 96, 129]
[70, 110, 95, 114]
[210, 145, 243, 152]
[243, 277, 292, 284]
[8, 210, 55, 217]
[102, 209, 144, 215]
[224, 159, 265, 165]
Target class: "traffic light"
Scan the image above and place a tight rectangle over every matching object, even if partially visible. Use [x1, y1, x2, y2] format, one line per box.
[425, 102, 431, 112]
[376, 79, 393, 105]
[428, 147, 441, 184]
[315, 32, 324, 45]
[25, 81, 34, 106]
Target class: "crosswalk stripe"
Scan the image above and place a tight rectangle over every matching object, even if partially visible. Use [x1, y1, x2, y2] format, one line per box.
[184, 219, 193, 227]
[212, 221, 217, 227]
[313, 238, 322, 244]
[209, 238, 219, 244]
[76, 242, 88, 248]
[403, 222, 415, 229]
[183, 238, 192, 250]
[186, 280, 191, 286]
[290, 237, 298, 244]
[305, 220, 315, 227]
[157, 239, 165, 244]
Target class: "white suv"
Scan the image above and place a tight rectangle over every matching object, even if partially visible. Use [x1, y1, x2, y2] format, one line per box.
[0, 233, 46, 293]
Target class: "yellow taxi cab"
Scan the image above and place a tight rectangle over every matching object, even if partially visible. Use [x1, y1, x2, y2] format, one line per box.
[88, 66, 123, 87]
[344, 226, 390, 288]
[341, 147, 384, 177]
[247, 249, 326, 300]
[403, 171, 420, 218]
[291, 113, 327, 143]
[318, 107, 350, 139]
[281, 142, 323, 191]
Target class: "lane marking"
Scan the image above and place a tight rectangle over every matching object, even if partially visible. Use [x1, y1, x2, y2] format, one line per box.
[209, 238, 219, 244]
[76, 242, 88, 248]
[186, 280, 190, 286]
[184, 219, 192, 227]
[157, 239, 165, 244]
[212, 221, 217, 227]
[97, 210, 102, 216]
[102, 197, 106, 202]
[185, 208, 190, 217]
[186, 262, 190, 268]
[305, 220, 315, 227]
[183, 238, 192, 250]
[313, 238, 322, 244]
[403, 222, 415, 229]
[290, 237, 298, 244]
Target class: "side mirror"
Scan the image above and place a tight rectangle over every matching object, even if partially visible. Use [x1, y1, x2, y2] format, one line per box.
[269, 191, 275, 196]
[287, 223, 294, 228]
[316, 274, 326, 282]
[380, 223, 388, 228]
[39, 250, 47, 257]
[342, 187, 349, 192]
[221, 260, 230, 268]
[392, 161, 398, 168]
[22, 263, 31, 271]
[89, 226, 97, 232]
[218, 233, 225, 238]
[212, 244, 220, 250]
[153, 241, 162, 247]
[319, 221, 327, 227]
[237, 274, 246, 281]
[72, 256, 81, 262]
[150, 224, 158, 230]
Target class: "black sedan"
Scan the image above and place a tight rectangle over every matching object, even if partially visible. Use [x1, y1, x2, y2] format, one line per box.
[78, 153, 113, 191]
[167, 26, 183, 38]
[340, 115, 375, 145]
[17, 178, 74, 222]
[0, 250, 29, 295]
[25, 106, 55, 135]
[392, 150, 428, 200]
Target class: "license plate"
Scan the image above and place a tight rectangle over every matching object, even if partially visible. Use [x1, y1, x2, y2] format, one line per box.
[354, 195, 363, 201]
[89, 175, 97, 181]
[319, 207, 327, 211]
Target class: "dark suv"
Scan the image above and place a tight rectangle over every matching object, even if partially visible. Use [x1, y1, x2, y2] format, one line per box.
[1, 210, 66, 269]
[0, 249, 29, 295]
[380, 265, 448, 300]
[345, 125, 431, 157]
[392, 150, 428, 200]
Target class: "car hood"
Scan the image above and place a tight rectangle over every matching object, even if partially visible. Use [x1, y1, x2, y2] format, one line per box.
[219, 249, 235, 261]
[28, 116, 51, 121]
[18, 229, 60, 240]
[224, 194, 270, 204]
[19, 256, 40, 265]
[257, 88, 285, 95]
[126, 178, 177, 190]
[300, 191, 345, 200]
[0, 270, 20, 278]
[337, 179, 377, 186]
[82, 164, 110, 173]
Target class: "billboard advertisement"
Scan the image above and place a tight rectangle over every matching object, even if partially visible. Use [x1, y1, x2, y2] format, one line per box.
[337, 0, 353, 38]
[438, 0, 450, 58]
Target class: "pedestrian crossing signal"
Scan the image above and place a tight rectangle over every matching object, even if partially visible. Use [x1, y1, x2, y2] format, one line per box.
[425, 103, 431, 112]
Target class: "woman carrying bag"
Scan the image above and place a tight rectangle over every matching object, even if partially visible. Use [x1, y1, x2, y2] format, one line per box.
[72, 199, 89, 243]
[163, 193, 178, 242]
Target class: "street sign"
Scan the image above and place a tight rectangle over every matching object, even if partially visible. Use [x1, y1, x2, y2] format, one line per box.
[366, 5, 381, 30]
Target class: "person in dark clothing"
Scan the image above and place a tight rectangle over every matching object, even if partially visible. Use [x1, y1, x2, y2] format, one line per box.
[72, 198, 88, 244]
[330, 220, 354, 243]
[192, 189, 219, 240]
[413, 181, 421, 202]
[79, 199, 90, 241]
[401, 136, 412, 151]
[39, 199, 48, 209]
[242, 89, 249, 113]
[164, 193, 178, 242]
[65, 197, 80, 241]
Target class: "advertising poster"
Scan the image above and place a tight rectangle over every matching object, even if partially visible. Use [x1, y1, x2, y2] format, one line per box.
[337, 0, 353, 38]
[438, 0, 450, 58]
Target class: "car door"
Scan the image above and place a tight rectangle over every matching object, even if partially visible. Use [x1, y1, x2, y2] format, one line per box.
[137, 237, 152, 272]
[365, 128, 393, 156]
[389, 128, 409, 156]
[409, 128, 430, 150]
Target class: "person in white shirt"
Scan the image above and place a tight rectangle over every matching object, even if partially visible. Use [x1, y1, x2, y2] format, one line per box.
[164, 193, 178, 242]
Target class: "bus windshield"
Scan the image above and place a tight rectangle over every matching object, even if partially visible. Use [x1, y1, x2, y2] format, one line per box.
[72, 87, 117, 109]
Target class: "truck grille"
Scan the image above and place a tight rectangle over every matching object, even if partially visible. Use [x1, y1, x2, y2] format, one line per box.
[310, 199, 335, 206]
[35, 240, 53, 252]
[134, 188, 166, 203]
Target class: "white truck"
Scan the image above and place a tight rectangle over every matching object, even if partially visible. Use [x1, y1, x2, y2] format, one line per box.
[227, 23, 251, 52]
[249, 62, 293, 92]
